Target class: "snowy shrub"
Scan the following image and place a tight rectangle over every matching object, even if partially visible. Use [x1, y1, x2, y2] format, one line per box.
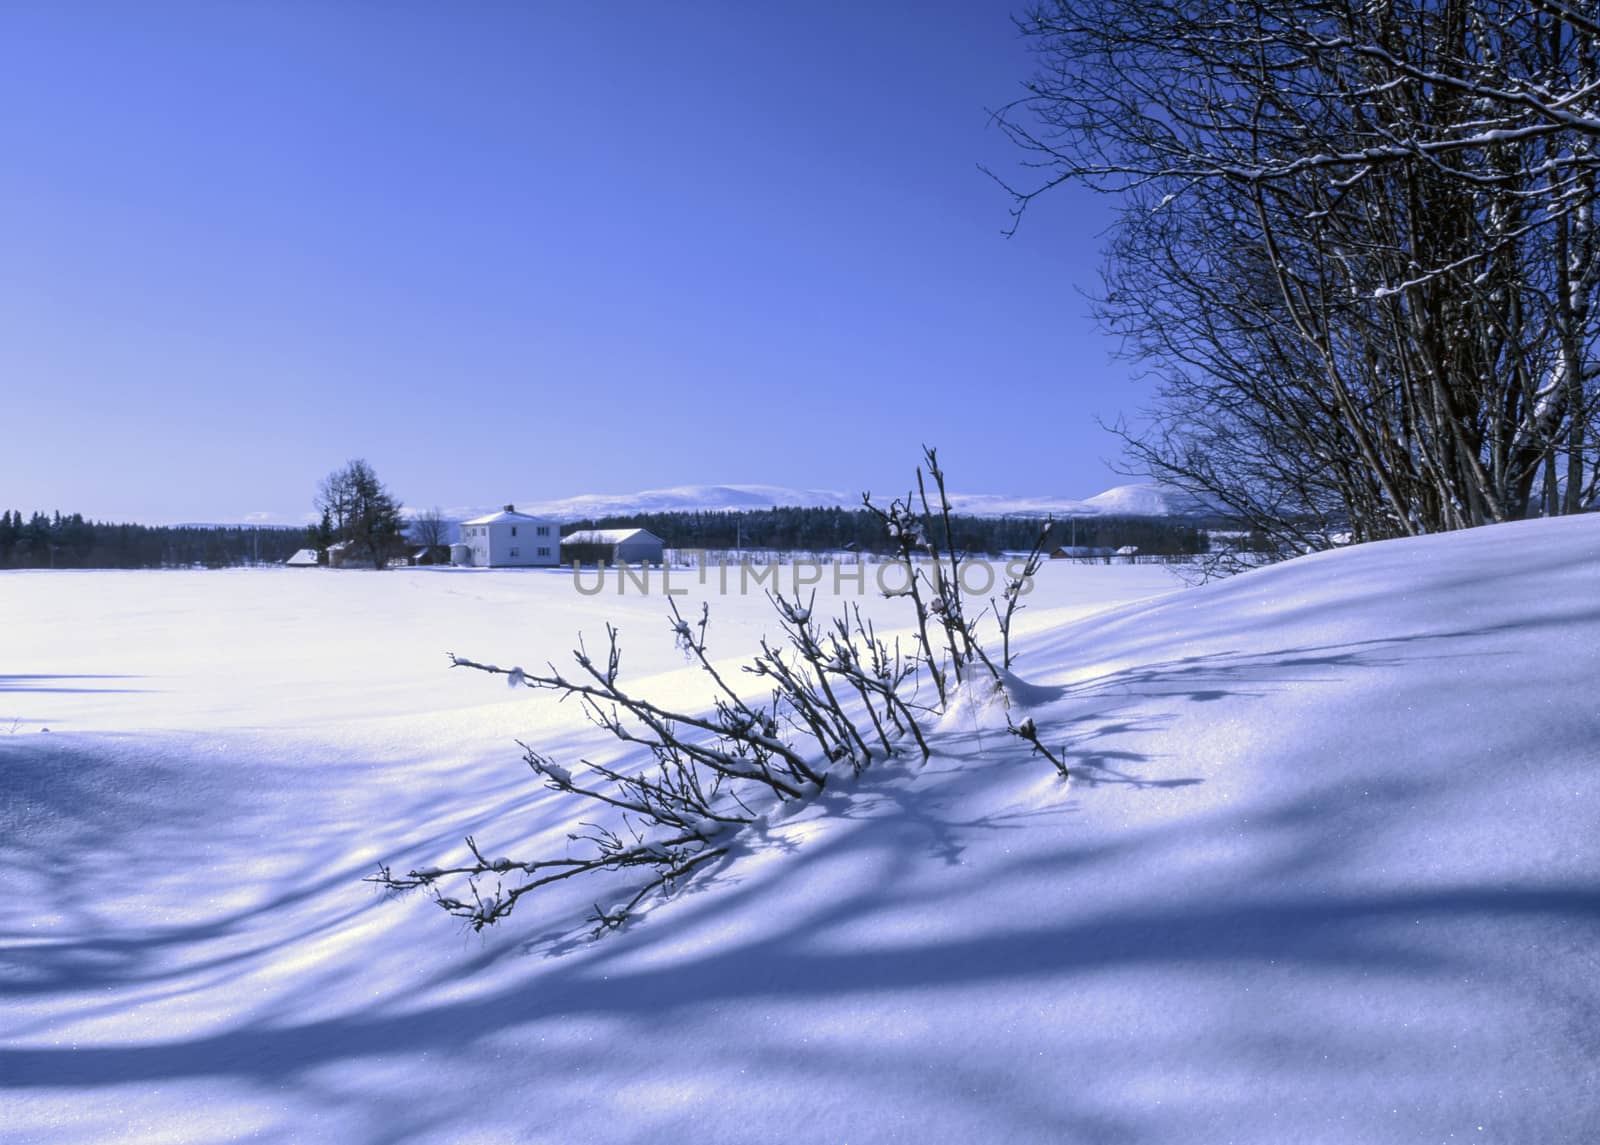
[373, 448, 1063, 937]
[992, 517, 1054, 669]
[372, 594, 932, 934]
[858, 445, 1006, 703]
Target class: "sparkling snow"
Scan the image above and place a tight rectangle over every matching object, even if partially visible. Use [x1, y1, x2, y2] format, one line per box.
[3, 518, 1597, 1143]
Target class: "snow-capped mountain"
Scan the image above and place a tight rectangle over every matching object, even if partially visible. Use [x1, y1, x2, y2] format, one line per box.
[1080, 483, 1218, 517]
[446, 482, 1213, 523]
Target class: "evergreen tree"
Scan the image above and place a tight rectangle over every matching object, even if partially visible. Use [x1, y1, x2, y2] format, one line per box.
[318, 459, 403, 569]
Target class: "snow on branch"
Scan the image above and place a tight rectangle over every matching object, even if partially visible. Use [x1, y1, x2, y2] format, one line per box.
[375, 450, 1051, 939]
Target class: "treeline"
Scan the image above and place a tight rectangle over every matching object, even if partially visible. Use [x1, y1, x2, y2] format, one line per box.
[0, 505, 1211, 570]
[565, 506, 1209, 557]
[0, 510, 305, 569]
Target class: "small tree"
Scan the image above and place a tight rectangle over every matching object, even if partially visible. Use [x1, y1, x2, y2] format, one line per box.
[409, 506, 449, 551]
[305, 508, 334, 563]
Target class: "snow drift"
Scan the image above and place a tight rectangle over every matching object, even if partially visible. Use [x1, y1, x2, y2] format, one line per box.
[2, 515, 1597, 1144]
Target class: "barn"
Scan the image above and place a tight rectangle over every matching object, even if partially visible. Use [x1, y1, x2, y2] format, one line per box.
[325, 540, 356, 568]
[1049, 545, 1117, 564]
[560, 527, 666, 566]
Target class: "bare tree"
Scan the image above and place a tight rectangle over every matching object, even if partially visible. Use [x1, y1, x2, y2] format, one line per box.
[315, 470, 353, 538]
[408, 506, 449, 551]
[993, 0, 1600, 548]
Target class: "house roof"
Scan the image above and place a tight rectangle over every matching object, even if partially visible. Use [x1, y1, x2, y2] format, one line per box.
[285, 548, 319, 566]
[1051, 545, 1115, 557]
[460, 508, 556, 526]
[561, 528, 663, 546]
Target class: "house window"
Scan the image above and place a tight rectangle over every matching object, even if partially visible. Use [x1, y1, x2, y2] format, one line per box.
[537, 546, 550, 557]
[510, 548, 519, 558]
[511, 526, 517, 536]
[536, 526, 549, 537]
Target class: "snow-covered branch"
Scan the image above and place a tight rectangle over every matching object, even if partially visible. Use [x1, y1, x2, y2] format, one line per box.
[375, 451, 1033, 938]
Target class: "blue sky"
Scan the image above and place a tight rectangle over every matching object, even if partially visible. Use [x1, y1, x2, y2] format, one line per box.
[0, 2, 1138, 524]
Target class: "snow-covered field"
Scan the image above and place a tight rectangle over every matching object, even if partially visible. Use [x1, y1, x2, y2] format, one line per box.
[3, 518, 1598, 1144]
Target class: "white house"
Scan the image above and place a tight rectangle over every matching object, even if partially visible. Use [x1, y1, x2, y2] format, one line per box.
[454, 505, 560, 567]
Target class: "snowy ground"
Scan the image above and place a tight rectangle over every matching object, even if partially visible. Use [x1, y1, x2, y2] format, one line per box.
[3, 521, 1598, 1144]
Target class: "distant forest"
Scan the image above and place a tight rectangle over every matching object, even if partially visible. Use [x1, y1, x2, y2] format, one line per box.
[0, 511, 305, 569]
[565, 506, 1210, 557]
[0, 505, 1211, 570]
